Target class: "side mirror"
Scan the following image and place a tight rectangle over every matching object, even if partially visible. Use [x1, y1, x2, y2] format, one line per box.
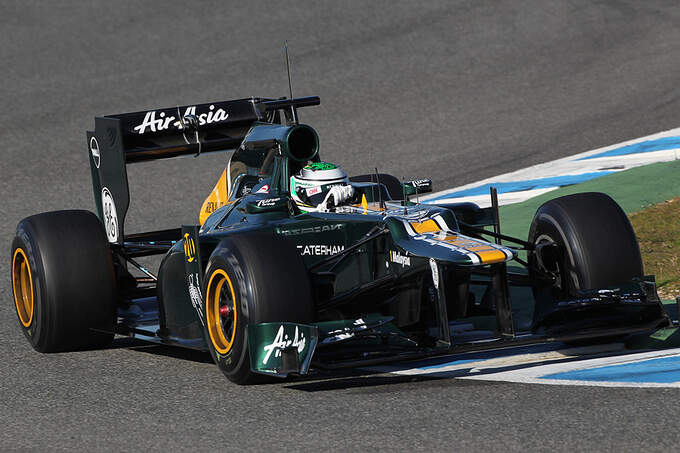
[402, 179, 432, 196]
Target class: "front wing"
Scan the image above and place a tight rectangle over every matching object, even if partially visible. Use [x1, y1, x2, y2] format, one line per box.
[246, 282, 672, 377]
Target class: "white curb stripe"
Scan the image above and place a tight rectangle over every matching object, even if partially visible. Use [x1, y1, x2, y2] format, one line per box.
[425, 127, 680, 207]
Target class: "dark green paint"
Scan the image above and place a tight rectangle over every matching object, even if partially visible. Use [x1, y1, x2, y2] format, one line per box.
[248, 323, 318, 376]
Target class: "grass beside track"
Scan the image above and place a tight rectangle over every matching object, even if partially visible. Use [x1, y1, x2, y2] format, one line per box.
[630, 198, 680, 298]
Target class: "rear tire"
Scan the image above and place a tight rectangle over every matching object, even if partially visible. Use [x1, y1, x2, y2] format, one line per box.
[350, 173, 403, 200]
[202, 232, 314, 384]
[11, 210, 117, 352]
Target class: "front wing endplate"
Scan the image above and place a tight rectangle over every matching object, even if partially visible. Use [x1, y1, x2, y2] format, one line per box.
[248, 323, 319, 377]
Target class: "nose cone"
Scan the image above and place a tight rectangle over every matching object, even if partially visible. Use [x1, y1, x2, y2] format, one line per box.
[386, 214, 515, 266]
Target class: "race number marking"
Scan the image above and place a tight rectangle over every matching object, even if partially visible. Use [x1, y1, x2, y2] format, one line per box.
[101, 187, 118, 242]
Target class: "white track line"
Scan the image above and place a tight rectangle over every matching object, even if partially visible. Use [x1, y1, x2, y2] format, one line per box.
[461, 348, 680, 388]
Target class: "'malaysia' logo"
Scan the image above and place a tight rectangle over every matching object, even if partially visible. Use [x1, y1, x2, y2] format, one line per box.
[390, 250, 411, 267]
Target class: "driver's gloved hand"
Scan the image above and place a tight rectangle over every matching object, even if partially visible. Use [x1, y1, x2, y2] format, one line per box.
[318, 185, 355, 212]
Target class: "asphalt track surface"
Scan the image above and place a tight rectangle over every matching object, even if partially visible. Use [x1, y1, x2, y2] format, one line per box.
[2, 1, 680, 451]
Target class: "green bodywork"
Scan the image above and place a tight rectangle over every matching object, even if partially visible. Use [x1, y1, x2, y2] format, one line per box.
[152, 122, 667, 378]
[168, 122, 518, 376]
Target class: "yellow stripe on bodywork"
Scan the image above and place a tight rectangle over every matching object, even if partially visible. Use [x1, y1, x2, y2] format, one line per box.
[410, 219, 440, 234]
[473, 249, 507, 264]
[438, 235, 508, 264]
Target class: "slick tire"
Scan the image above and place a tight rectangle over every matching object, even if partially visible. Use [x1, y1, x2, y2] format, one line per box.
[11, 210, 117, 352]
[202, 232, 314, 384]
[528, 192, 643, 300]
[350, 173, 403, 200]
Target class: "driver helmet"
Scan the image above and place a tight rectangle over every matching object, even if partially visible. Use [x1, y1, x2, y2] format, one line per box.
[290, 162, 350, 210]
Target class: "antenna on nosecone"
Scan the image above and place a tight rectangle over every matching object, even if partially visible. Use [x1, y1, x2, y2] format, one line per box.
[284, 41, 298, 124]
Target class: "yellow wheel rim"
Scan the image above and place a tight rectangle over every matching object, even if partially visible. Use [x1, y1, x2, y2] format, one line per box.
[12, 248, 34, 328]
[205, 269, 237, 355]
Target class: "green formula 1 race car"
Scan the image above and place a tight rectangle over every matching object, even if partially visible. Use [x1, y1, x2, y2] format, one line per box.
[10, 95, 671, 384]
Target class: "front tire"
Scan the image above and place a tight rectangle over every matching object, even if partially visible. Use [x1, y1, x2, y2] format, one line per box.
[528, 192, 643, 326]
[202, 232, 314, 384]
[11, 210, 117, 352]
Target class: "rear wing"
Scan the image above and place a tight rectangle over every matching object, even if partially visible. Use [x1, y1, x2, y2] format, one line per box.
[86, 96, 319, 244]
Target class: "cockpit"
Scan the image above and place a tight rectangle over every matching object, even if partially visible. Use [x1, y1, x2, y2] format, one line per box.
[198, 122, 414, 224]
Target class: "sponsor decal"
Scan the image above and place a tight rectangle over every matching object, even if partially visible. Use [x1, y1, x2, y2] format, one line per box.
[262, 325, 306, 365]
[435, 236, 485, 249]
[183, 233, 196, 263]
[321, 332, 354, 344]
[390, 250, 411, 267]
[307, 186, 322, 196]
[255, 184, 269, 194]
[294, 180, 316, 189]
[279, 223, 343, 236]
[256, 197, 281, 207]
[204, 201, 225, 215]
[101, 187, 118, 242]
[411, 179, 431, 188]
[90, 136, 100, 168]
[320, 318, 374, 344]
[296, 244, 345, 256]
[132, 105, 230, 135]
[187, 272, 205, 326]
[429, 258, 439, 289]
